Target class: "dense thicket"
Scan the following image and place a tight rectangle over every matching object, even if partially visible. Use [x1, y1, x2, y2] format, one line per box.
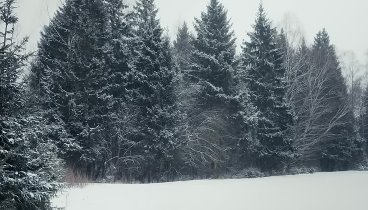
[25, 0, 368, 180]
[1, 0, 368, 207]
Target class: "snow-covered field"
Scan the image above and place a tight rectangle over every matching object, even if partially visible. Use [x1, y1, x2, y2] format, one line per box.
[52, 171, 368, 210]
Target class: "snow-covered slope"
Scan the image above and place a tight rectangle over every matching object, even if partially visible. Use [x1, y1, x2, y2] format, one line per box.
[52, 171, 368, 210]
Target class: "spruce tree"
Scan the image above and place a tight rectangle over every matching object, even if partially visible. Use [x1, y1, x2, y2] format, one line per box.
[191, 0, 236, 97]
[361, 87, 368, 159]
[184, 0, 239, 175]
[241, 4, 293, 172]
[311, 29, 356, 171]
[0, 0, 23, 116]
[129, 0, 178, 181]
[94, 0, 138, 180]
[173, 22, 193, 71]
[30, 0, 133, 179]
[0, 0, 62, 208]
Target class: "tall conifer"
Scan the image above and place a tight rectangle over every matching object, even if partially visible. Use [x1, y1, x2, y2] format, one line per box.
[129, 0, 178, 181]
[241, 4, 293, 172]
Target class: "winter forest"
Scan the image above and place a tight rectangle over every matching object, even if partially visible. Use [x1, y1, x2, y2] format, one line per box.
[1, 0, 368, 209]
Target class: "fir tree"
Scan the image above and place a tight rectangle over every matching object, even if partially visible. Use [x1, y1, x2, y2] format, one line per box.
[1, 111, 63, 210]
[93, 0, 138, 180]
[0, 0, 23, 116]
[129, 0, 179, 181]
[311, 29, 356, 171]
[173, 22, 193, 71]
[191, 0, 236, 97]
[30, 0, 133, 179]
[241, 4, 293, 172]
[183, 0, 239, 175]
[0, 0, 62, 208]
[361, 86, 368, 159]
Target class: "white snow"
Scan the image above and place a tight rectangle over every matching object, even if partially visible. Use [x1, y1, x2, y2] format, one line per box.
[52, 171, 368, 210]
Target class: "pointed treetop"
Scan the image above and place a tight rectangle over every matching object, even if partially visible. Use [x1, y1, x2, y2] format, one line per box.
[132, 0, 164, 40]
[258, 0, 264, 14]
[133, 0, 159, 25]
[201, 0, 228, 23]
[255, 1, 269, 27]
[244, 2, 275, 49]
[194, 0, 236, 62]
[298, 37, 309, 54]
[279, 28, 287, 42]
[300, 37, 307, 48]
[177, 21, 189, 38]
[173, 21, 193, 69]
[174, 21, 192, 48]
[313, 28, 331, 49]
[278, 28, 289, 52]
[312, 28, 339, 67]
[209, 0, 220, 7]
[181, 21, 188, 30]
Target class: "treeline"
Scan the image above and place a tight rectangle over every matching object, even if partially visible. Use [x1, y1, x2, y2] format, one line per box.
[1, 0, 368, 209]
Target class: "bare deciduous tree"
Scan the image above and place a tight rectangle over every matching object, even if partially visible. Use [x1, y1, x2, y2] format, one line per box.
[283, 35, 353, 165]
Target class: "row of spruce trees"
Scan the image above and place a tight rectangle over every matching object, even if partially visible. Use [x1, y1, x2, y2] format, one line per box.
[1, 0, 368, 208]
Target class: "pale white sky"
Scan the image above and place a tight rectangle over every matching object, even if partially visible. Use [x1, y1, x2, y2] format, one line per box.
[15, 0, 368, 69]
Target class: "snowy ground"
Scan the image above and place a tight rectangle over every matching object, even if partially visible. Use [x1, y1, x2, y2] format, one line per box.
[52, 171, 368, 210]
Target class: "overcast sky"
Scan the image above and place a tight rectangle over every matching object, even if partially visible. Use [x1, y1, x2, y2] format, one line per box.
[16, 0, 368, 69]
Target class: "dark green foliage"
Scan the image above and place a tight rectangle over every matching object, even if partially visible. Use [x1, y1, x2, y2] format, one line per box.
[181, 0, 240, 176]
[30, 0, 134, 179]
[241, 4, 294, 172]
[191, 0, 236, 97]
[31, 0, 106, 177]
[128, 0, 179, 181]
[0, 0, 62, 208]
[173, 22, 194, 71]
[0, 0, 24, 116]
[16, 0, 364, 186]
[0, 114, 63, 210]
[311, 29, 356, 171]
[360, 87, 368, 161]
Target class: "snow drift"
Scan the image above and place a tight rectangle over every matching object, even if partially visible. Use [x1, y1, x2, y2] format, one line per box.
[52, 171, 368, 210]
